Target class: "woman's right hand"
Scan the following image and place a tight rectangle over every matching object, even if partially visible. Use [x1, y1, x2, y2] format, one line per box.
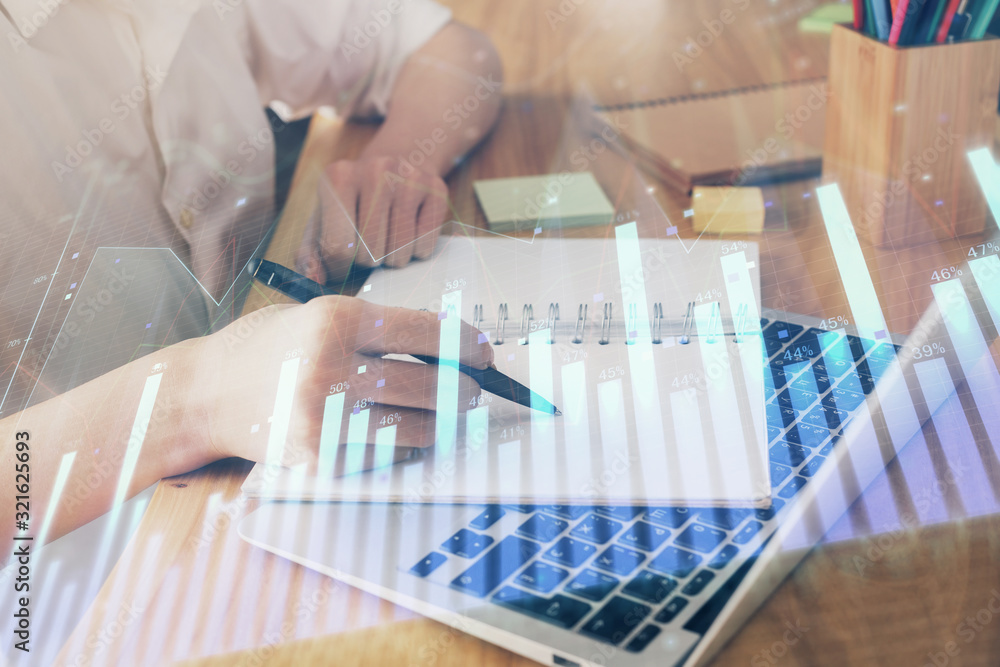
[196, 295, 493, 477]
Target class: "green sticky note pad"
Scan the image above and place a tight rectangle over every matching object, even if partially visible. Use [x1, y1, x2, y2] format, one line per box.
[798, 2, 854, 33]
[473, 172, 615, 233]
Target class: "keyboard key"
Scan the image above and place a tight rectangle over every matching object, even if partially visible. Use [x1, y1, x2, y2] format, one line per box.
[768, 366, 789, 393]
[823, 387, 865, 411]
[566, 569, 619, 602]
[441, 529, 495, 558]
[625, 624, 661, 653]
[541, 505, 589, 520]
[654, 596, 689, 623]
[770, 462, 792, 487]
[580, 596, 651, 645]
[819, 357, 854, 378]
[502, 504, 536, 513]
[593, 545, 646, 576]
[778, 476, 808, 499]
[769, 441, 809, 467]
[764, 336, 785, 358]
[838, 373, 875, 395]
[776, 388, 818, 411]
[451, 536, 541, 598]
[675, 524, 727, 554]
[801, 406, 835, 430]
[783, 423, 829, 448]
[767, 424, 783, 444]
[791, 370, 832, 394]
[570, 514, 623, 544]
[778, 405, 800, 426]
[764, 321, 803, 342]
[864, 343, 896, 377]
[800, 456, 825, 477]
[516, 513, 570, 542]
[766, 401, 796, 429]
[621, 570, 677, 604]
[846, 335, 867, 361]
[516, 561, 570, 593]
[469, 506, 505, 531]
[643, 507, 693, 529]
[594, 505, 646, 521]
[754, 498, 784, 521]
[799, 327, 838, 353]
[708, 544, 740, 569]
[649, 546, 702, 578]
[681, 569, 716, 596]
[493, 587, 591, 629]
[618, 522, 671, 552]
[732, 521, 763, 544]
[694, 508, 750, 530]
[544, 537, 597, 568]
[410, 552, 447, 577]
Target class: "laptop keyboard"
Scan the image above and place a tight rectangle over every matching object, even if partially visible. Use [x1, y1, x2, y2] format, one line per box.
[406, 317, 899, 653]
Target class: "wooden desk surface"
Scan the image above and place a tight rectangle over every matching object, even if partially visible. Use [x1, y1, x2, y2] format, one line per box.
[56, 1, 1000, 665]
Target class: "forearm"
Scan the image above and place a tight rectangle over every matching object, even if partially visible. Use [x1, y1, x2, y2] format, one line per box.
[0, 338, 214, 553]
[360, 22, 504, 177]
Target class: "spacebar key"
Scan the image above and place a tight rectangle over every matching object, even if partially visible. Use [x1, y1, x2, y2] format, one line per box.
[493, 587, 592, 628]
[452, 536, 542, 598]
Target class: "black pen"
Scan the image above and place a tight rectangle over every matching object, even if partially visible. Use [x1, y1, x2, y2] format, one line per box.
[248, 258, 561, 415]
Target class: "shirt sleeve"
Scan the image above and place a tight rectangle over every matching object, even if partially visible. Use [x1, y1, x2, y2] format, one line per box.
[234, 0, 452, 119]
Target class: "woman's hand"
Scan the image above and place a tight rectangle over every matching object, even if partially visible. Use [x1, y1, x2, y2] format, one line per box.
[297, 157, 449, 284]
[200, 295, 491, 477]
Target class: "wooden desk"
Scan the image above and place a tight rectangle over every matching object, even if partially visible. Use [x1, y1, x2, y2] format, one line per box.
[56, 1, 1000, 665]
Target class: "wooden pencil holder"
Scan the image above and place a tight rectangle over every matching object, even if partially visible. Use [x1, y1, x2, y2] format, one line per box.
[822, 24, 1000, 247]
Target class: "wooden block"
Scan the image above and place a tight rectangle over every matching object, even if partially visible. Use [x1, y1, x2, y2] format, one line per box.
[822, 24, 1000, 247]
[691, 186, 765, 234]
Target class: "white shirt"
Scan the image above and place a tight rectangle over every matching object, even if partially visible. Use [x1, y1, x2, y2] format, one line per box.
[0, 0, 451, 408]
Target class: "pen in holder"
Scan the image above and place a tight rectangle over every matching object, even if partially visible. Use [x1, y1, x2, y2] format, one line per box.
[822, 24, 1000, 247]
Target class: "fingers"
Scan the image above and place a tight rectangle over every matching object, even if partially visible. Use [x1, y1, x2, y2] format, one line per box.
[294, 206, 328, 284]
[350, 357, 483, 411]
[318, 159, 448, 273]
[348, 301, 494, 369]
[317, 164, 362, 278]
[415, 177, 448, 260]
[385, 179, 421, 269]
[356, 163, 390, 268]
[298, 405, 437, 477]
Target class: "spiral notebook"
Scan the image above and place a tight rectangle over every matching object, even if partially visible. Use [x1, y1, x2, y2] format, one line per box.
[242, 231, 770, 506]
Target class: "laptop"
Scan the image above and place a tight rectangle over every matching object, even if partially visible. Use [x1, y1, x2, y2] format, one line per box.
[238, 180, 993, 664]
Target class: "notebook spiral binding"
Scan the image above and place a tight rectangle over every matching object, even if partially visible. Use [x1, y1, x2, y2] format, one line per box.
[485, 301, 751, 345]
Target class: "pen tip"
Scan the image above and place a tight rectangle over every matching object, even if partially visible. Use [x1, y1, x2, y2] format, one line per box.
[553, 408, 562, 416]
